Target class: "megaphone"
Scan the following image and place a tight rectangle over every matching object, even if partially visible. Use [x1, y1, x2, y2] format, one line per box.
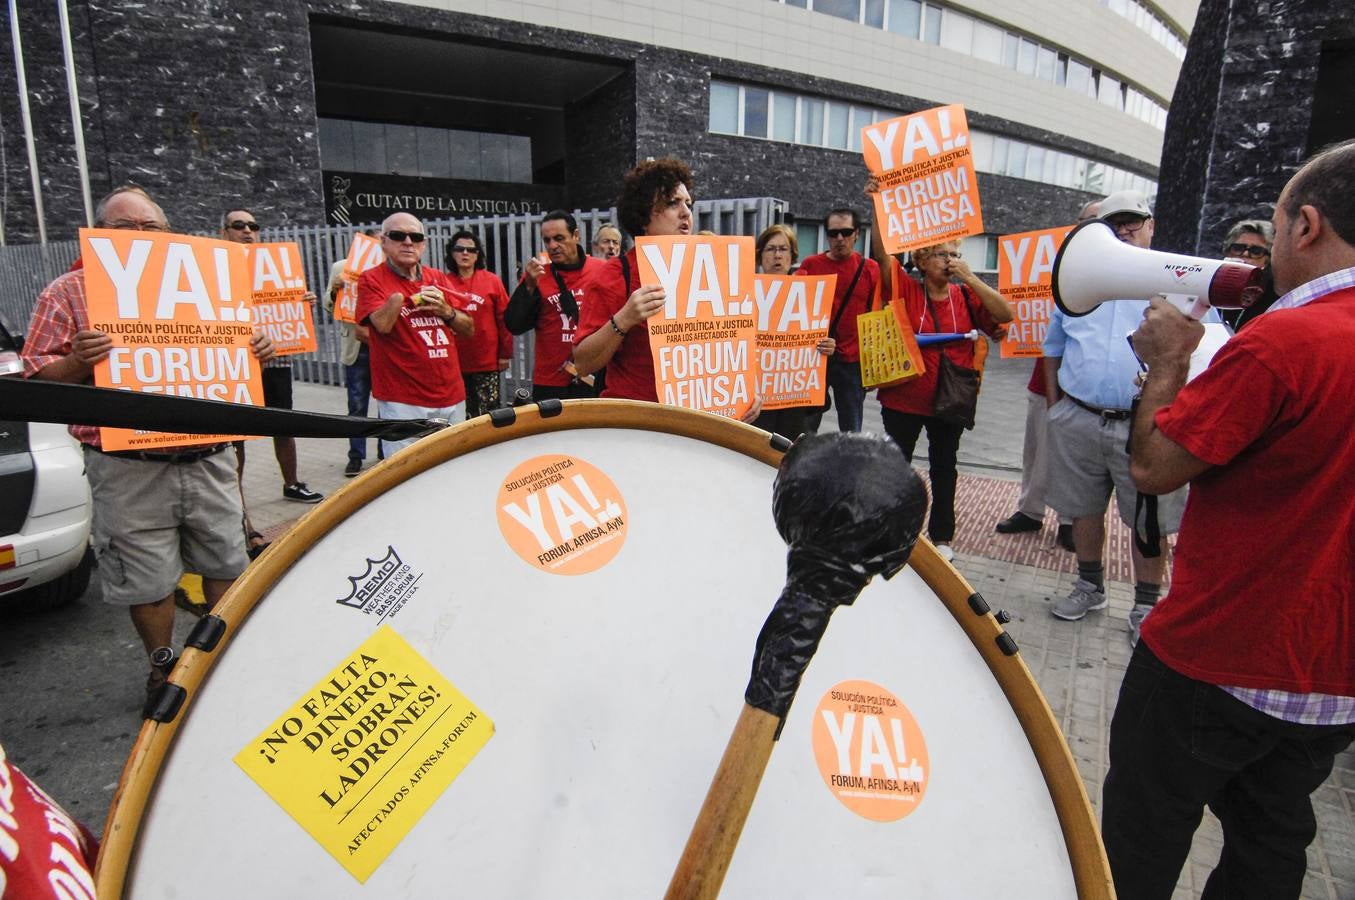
[1052, 219, 1267, 319]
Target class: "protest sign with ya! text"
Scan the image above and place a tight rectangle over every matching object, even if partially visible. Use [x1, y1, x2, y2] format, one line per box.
[637, 235, 759, 419]
[81, 229, 263, 451]
[753, 273, 833, 410]
[863, 104, 983, 255]
[247, 242, 316, 355]
[335, 233, 385, 324]
[997, 226, 1072, 358]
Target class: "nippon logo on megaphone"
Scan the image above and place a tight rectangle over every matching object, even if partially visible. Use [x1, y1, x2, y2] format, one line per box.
[1165, 263, 1205, 282]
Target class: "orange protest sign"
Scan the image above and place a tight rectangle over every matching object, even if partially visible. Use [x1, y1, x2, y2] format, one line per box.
[80, 228, 263, 451]
[637, 236, 758, 419]
[247, 242, 316, 356]
[335, 234, 384, 323]
[997, 226, 1073, 358]
[862, 104, 983, 255]
[753, 273, 832, 410]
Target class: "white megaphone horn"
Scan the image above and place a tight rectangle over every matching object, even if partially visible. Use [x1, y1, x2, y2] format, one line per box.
[1052, 219, 1267, 319]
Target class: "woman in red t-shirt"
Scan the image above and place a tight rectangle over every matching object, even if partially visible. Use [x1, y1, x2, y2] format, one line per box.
[877, 241, 1012, 560]
[446, 230, 511, 418]
[573, 158, 695, 402]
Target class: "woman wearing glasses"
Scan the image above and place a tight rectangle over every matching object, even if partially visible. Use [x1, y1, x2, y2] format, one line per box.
[750, 224, 836, 440]
[875, 238, 1012, 562]
[445, 231, 511, 417]
[1220, 219, 1276, 331]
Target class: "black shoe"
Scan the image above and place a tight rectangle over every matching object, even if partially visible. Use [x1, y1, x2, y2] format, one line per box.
[1057, 523, 1075, 552]
[995, 512, 1042, 534]
[344, 459, 362, 477]
[283, 482, 324, 503]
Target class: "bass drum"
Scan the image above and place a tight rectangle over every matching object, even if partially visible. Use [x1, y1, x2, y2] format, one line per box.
[96, 400, 1111, 898]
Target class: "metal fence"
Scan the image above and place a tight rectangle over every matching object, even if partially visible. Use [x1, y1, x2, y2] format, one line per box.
[0, 197, 787, 391]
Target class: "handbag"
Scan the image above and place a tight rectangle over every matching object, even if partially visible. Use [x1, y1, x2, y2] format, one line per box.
[926, 291, 981, 429]
[857, 290, 923, 389]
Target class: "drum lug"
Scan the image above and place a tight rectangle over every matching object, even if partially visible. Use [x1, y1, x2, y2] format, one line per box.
[142, 683, 186, 723]
[993, 609, 1012, 624]
[966, 592, 990, 616]
[995, 632, 1020, 656]
[186, 614, 227, 653]
[489, 406, 518, 428]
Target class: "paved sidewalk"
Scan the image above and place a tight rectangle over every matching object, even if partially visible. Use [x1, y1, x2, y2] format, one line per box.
[242, 356, 1355, 900]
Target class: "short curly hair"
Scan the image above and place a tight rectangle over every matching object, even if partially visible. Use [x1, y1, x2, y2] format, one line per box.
[617, 158, 694, 237]
[756, 224, 799, 265]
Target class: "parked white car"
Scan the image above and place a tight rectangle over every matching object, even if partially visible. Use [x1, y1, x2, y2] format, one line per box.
[1, 320, 94, 612]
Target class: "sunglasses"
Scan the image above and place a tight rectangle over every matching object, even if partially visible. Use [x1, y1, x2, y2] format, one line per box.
[452, 245, 479, 254]
[1108, 218, 1148, 235]
[826, 228, 856, 238]
[385, 231, 426, 244]
[1225, 243, 1269, 259]
[228, 221, 260, 232]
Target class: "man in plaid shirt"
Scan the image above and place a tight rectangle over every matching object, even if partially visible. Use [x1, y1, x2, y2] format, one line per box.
[21, 185, 275, 709]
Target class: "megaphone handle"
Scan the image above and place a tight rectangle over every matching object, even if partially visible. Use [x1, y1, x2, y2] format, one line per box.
[1160, 293, 1213, 320]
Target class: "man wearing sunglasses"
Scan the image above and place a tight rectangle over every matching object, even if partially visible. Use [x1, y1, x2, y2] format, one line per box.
[220, 208, 323, 508]
[797, 208, 880, 433]
[356, 212, 473, 456]
[1043, 189, 1190, 643]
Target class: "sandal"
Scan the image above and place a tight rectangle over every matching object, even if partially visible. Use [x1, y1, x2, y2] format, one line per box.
[246, 529, 270, 560]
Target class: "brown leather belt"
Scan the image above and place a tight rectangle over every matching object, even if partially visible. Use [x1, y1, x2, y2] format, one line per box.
[97, 443, 228, 464]
[1067, 395, 1132, 422]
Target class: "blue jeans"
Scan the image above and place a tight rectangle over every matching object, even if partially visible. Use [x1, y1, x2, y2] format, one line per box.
[1102, 643, 1355, 899]
[805, 357, 865, 433]
[345, 347, 379, 461]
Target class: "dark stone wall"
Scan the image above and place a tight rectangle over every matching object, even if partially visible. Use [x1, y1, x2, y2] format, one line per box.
[564, 71, 637, 212]
[1, 0, 322, 242]
[5, 0, 1146, 243]
[1155, 0, 1355, 255]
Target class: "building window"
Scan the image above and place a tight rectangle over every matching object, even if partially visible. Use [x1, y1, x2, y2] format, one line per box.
[770, 0, 1173, 129]
[706, 80, 1159, 201]
[319, 118, 532, 183]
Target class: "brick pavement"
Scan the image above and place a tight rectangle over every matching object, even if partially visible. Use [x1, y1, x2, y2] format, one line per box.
[244, 355, 1355, 900]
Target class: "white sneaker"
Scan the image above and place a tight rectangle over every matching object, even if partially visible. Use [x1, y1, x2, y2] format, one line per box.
[1128, 603, 1153, 648]
[935, 543, 955, 563]
[1051, 579, 1108, 621]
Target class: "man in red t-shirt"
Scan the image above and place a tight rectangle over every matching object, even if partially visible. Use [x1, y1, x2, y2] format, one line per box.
[356, 212, 473, 456]
[504, 211, 606, 402]
[798, 208, 880, 433]
[1101, 140, 1355, 899]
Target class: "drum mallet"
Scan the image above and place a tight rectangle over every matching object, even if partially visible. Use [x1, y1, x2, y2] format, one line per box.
[664, 432, 928, 900]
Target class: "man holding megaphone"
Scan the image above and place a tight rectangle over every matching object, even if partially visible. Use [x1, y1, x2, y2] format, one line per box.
[1099, 140, 1355, 899]
[1042, 190, 1193, 636]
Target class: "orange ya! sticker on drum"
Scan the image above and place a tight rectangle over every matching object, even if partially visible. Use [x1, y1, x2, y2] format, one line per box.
[497, 454, 627, 575]
[811, 680, 929, 822]
[862, 104, 984, 256]
[997, 225, 1073, 358]
[234, 625, 494, 883]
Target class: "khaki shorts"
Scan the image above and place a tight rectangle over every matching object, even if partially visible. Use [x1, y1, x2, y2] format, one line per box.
[85, 446, 249, 605]
[1045, 397, 1186, 534]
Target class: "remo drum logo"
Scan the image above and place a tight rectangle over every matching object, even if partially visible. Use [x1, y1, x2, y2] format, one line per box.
[497, 454, 627, 576]
[811, 680, 929, 822]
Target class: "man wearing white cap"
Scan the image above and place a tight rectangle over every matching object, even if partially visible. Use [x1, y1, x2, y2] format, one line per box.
[1041, 189, 1189, 643]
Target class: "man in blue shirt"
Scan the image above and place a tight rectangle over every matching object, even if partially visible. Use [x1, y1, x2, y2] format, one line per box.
[1042, 190, 1188, 644]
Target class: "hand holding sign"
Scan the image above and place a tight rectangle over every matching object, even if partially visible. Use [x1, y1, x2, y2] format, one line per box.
[618, 284, 668, 331]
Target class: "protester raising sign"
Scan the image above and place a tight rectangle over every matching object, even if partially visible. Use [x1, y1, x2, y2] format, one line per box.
[754, 273, 832, 410]
[997, 226, 1072, 358]
[246, 242, 316, 355]
[81, 229, 263, 451]
[636, 235, 759, 419]
[863, 104, 983, 255]
[334, 233, 384, 324]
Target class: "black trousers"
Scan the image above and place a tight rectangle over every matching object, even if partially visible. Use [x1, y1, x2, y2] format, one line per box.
[880, 409, 963, 543]
[1102, 642, 1355, 899]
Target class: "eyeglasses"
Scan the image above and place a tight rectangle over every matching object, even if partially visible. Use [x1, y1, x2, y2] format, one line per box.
[1225, 243, 1269, 259]
[452, 245, 479, 254]
[106, 219, 168, 232]
[228, 221, 260, 232]
[931, 251, 962, 260]
[1108, 217, 1148, 236]
[826, 228, 856, 239]
[763, 245, 792, 255]
[385, 231, 426, 244]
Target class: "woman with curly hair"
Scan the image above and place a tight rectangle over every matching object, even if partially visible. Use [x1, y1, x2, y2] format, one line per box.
[574, 158, 695, 401]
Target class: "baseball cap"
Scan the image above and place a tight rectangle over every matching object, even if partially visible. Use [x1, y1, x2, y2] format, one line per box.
[1099, 190, 1152, 219]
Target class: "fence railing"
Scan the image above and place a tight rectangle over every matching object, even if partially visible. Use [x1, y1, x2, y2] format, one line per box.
[0, 198, 788, 393]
